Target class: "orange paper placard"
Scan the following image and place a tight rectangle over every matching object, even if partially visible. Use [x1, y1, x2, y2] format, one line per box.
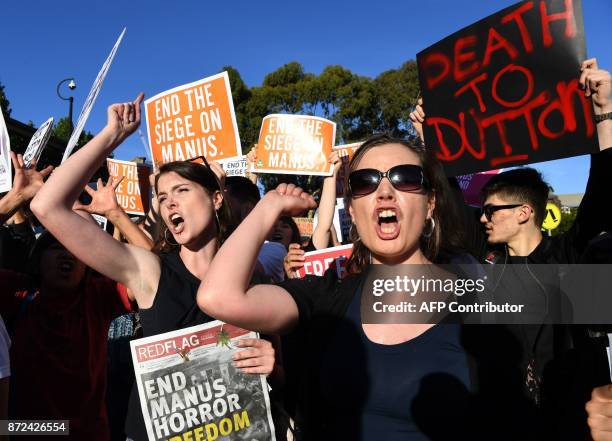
[144, 72, 241, 169]
[253, 114, 336, 176]
[293, 217, 314, 239]
[106, 158, 150, 216]
[333, 142, 363, 197]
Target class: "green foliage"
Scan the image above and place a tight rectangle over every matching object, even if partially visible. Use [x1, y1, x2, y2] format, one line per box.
[0, 81, 11, 117]
[52, 117, 93, 149]
[551, 207, 577, 236]
[223, 60, 421, 151]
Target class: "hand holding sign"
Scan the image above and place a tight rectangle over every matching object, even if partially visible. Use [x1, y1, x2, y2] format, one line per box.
[9, 151, 53, 201]
[74, 176, 124, 217]
[232, 338, 275, 375]
[266, 183, 317, 217]
[283, 243, 305, 279]
[580, 58, 612, 114]
[586, 385, 612, 441]
[103, 92, 144, 147]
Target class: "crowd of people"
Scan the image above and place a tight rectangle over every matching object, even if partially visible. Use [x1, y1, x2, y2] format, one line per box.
[0, 58, 610, 441]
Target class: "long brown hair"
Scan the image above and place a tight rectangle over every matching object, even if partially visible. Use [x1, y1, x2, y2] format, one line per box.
[153, 161, 232, 253]
[344, 134, 465, 273]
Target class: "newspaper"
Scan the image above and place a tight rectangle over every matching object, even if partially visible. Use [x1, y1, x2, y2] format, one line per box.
[130, 320, 276, 441]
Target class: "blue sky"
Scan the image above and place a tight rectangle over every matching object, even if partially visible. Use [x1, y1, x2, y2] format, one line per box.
[2, 0, 610, 194]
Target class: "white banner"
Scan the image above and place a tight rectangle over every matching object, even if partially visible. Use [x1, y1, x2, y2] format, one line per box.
[219, 155, 247, 177]
[0, 109, 12, 193]
[23, 117, 54, 168]
[62, 28, 126, 162]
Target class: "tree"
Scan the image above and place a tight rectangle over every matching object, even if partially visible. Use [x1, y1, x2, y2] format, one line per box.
[53, 117, 93, 151]
[0, 81, 11, 117]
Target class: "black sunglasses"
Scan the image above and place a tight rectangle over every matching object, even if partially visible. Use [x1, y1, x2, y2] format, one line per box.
[481, 204, 522, 222]
[186, 155, 211, 168]
[348, 164, 429, 197]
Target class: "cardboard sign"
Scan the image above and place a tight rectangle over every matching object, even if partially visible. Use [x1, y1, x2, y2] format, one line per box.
[145, 72, 241, 169]
[23, 117, 54, 168]
[293, 217, 314, 242]
[219, 155, 247, 177]
[63, 28, 125, 162]
[456, 168, 503, 206]
[333, 142, 362, 197]
[106, 158, 150, 216]
[296, 244, 353, 279]
[91, 214, 108, 230]
[417, 0, 597, 176]
[0, 109, 11, 193]
[253, 114, 336, 176]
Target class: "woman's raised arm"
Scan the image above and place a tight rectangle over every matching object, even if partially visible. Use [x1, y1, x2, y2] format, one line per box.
[198, 184, 316, 334]
[31, 94, 160, 306]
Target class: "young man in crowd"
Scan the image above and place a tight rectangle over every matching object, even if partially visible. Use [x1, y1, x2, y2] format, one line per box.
[410, 58, 612, 439]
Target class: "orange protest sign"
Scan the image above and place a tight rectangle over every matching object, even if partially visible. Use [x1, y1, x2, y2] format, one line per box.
[106, 158, 150, 216]
[333, 142, 362, 197]
[332, 142, 361, 162]
[144, 72, 241, 169]
[293, 217, 314, 243]
[253, 114, 336, 176]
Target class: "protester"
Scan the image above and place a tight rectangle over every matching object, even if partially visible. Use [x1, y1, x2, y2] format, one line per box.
[30, 94, 277, 440]
[0, 153, 52, 272]
[0, 225, 133, 441]
[198, 133, 474, 440]
[410, 58, 612, 439]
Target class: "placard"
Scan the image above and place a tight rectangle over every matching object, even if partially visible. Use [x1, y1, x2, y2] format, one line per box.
[63, 28, 126, 162]
[145, 72, 241, 169]
[106, 158, 150, 216]
[253, 115, 336, 176]
[295, 244, 353, 279]
[23, 117, 54, 168]
[0, 109, 11, 193]
[417, 0, 597, 176]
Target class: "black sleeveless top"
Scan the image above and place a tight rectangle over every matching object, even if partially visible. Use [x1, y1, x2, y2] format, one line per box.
[125, 251, 214, 440]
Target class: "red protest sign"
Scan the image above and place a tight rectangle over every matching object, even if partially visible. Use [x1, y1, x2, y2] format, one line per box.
[295, 244, 353, 279]
[106, 158, 150, 216]
[417, 0, 597, 176]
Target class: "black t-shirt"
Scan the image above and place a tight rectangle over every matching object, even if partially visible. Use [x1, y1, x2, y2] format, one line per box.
[125, 251, 214, 440]
[280, 268, 471, 441]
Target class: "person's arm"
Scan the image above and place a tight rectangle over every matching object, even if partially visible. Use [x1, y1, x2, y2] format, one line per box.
[245, 146, 258, 185]
[409, 97, 425, 143]
[311, 151, 341, 250]
[198, 184, 316, 334]
[562, 61, 612, 255]
[31, 94, 161, 307]
[587, 384, 612, 441]
[579, 59, 611, 151]
[74, 176, 153, 250]
[0, 152, 53, 224]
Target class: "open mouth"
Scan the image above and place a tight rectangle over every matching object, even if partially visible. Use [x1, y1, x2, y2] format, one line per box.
[169, 213, 185, 234]
[375, 208, 400, 238]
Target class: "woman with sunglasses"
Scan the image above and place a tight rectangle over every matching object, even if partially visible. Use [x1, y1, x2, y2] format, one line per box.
[198, 134, 471, 440]
[31, 94, 277, 440]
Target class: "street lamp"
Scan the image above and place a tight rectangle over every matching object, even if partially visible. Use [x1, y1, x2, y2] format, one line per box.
[56, 78, 76, 132]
